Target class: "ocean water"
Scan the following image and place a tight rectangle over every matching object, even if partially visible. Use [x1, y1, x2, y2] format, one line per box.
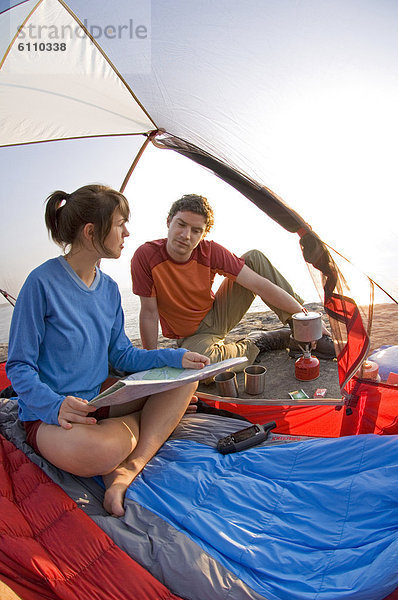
[0, 292, 142, 345]
[0, 303, 13, 345]
[0, 290, 266, 345]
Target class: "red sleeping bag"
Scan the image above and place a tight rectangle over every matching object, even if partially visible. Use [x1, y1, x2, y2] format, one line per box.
[0, 434, 181, 600]
[0, 362, 10, 392]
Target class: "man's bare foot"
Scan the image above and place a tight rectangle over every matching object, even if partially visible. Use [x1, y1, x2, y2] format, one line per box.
[103, 464, 139, 516]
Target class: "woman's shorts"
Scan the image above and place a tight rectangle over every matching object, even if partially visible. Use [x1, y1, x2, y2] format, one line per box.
[23, 405, 110, 456]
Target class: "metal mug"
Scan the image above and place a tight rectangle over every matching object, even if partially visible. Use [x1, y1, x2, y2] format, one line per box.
[244, 365, 267, 395]
[214, 371, 239, 398]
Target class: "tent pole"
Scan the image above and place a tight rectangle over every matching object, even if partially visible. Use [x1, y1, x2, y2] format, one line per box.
[0, 290, 16, 307]
[119, 131, 159, 193]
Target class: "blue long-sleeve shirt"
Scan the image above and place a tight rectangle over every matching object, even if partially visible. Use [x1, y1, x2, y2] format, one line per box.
[6, 257, 187, 425]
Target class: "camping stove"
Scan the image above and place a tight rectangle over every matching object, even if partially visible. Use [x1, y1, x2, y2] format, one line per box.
[294, 346, 320, 381]
[291, 312, 323, 381]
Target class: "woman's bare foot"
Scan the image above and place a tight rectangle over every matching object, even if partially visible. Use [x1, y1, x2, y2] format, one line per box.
[102, 461, 144, 516]
[185, 394, 198, 414]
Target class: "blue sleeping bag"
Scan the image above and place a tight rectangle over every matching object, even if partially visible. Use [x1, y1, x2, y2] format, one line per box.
[126, 433, 398, 600]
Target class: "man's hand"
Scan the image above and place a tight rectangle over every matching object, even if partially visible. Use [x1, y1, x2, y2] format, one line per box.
[182, 351, 211, 369]
[58, 395, 97, 430]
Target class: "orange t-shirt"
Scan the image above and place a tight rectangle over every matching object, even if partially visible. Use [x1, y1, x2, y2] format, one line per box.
[131, 239, 245, 338]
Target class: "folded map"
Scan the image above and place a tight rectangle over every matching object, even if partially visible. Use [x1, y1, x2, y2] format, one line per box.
[89, 357, 248, 408]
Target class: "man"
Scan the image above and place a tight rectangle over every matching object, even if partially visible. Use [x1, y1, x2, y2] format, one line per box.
[131, 194, 334, 369]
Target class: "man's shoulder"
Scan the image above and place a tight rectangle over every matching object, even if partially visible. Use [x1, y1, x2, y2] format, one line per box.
[136, 239, 167, 252]
[132, 239, 168, 270]
[193, 239, 219, 253]
[196, 239, 244, 275]
[134, 238, 166, 253]
[196, 239, 232, 259]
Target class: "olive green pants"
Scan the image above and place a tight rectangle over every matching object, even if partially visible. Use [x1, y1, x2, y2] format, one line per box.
[177, 250, 303, 371]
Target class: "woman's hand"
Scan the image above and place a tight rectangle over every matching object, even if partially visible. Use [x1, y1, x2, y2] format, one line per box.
[182, 351, 210, 370]
[58, 395, 97, 429]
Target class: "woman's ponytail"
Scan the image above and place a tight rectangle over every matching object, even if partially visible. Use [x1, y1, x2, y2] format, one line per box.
[45, 190, 70, 246]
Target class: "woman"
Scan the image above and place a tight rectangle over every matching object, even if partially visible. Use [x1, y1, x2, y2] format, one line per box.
[6, 184, 209, 517]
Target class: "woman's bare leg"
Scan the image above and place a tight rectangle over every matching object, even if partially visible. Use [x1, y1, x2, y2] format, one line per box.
[36, 412, 142, 477]
[36, 382, 196, 516]
[103, 381, 197, 517]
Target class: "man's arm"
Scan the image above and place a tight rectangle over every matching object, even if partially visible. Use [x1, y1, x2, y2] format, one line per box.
[139, 296, 160, 349]
[235, 264, 304, 315]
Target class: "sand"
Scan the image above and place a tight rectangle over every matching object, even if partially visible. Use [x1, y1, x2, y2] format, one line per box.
[196, 302, 342, 400]
[143, 301, 397, 400]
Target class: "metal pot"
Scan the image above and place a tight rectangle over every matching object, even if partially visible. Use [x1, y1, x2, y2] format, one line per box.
[292, 311, 323, 342]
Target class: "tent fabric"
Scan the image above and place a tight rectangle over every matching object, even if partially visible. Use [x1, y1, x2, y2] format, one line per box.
[1, 2, 398, 594]
[197, 385, 398, 438]
[0, 1, 31, 12]
[0, 0, 155, 146]
[1, 0, 397, 401]
[1, 397, 397, 600]
[1, 0, 398, 302]
[341, 377, 398, 437]
[199, 387, 398, 438]
[197, 394, 345, 438]
[0, 430, 182, 600]
[325, 294, 369, 391]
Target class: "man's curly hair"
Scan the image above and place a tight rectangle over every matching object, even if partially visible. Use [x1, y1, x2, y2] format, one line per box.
[167, 194, 214, 234]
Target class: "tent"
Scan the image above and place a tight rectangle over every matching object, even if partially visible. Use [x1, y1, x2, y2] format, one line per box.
[1, 0, 397, 432]
[1, 1, 398, 598]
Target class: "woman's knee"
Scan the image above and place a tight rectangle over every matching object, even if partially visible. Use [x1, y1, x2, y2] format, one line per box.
[160, 380, 198, 403]
[186, 381, 198, 396]
[38, 422, 135, 477]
